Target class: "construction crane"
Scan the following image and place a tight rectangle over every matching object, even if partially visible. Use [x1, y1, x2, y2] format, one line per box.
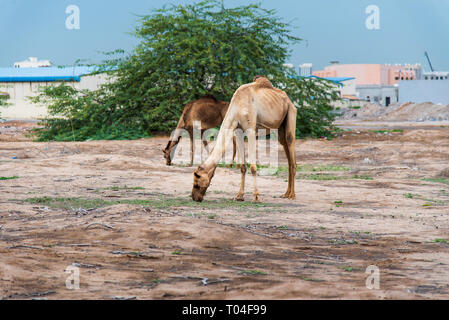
[424, 51, 434, 72]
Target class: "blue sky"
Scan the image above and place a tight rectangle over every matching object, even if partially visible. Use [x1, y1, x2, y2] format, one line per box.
[1, 0, 448, 71]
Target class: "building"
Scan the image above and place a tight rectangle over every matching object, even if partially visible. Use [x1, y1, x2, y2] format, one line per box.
[299, 63, 313, 77]
[14, 57, 52, 68]
[313, 63, 422, 86]
[312, 62, 423, 106]
[422, 71, 449, 80]
[0, 66, 108, 119]
[356, 85, 397, 106]
[399, 80, 449, 104]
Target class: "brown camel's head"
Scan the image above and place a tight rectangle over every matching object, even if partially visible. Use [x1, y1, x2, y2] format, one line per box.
[192, 166, 214, 202]
[163, 141, 172, 166]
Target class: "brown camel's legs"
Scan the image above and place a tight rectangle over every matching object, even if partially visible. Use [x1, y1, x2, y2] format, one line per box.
[280, 109, 297, 199]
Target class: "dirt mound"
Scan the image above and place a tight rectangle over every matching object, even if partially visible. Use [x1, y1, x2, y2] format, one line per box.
[340, 102, 449, 122]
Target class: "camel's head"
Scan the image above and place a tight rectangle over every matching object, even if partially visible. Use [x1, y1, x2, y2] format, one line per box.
[163, 142, 172, 166]
[192, 166, 214, 202]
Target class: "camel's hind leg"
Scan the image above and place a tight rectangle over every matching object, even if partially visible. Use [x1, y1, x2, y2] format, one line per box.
[279, 107, 297, 199]
[233, 129, 246, 201]
[247, 128, 261, 202]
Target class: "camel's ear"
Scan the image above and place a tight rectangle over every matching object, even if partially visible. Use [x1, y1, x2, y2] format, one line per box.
[194, 169, 201, 178]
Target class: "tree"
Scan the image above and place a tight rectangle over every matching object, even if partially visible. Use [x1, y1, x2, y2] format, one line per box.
[31, 0, 339, 141]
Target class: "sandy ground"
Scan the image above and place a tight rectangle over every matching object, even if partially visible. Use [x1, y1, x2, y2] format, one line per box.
[0, 120, 449, 300]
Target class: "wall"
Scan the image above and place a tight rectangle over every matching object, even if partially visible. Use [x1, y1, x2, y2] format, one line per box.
[399, 80, 449, 104]
[0, 74, 108, 119]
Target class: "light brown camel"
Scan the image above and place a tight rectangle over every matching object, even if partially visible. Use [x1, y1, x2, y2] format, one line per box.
[192, 76, 297, 202]
[163, 95, 237, 166]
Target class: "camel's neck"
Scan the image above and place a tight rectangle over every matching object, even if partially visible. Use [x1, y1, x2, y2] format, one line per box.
[202, 109, 236, 173]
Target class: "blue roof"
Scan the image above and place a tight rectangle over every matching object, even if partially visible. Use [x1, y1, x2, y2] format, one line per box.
[301, 75, 355, 84]
[322, 77, 355, 82]
[291, 75, 355, 86]
[0, 66, 97, 82]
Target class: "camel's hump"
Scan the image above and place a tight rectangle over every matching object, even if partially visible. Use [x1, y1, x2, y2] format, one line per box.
[252, 76, 274, 89]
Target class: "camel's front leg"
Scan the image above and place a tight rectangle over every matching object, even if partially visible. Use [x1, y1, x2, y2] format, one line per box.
[248, 128, 260, 202]
[234, 130, 246, 201]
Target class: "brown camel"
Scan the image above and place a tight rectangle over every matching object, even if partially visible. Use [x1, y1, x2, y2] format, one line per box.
[192, 76, 297, 202]
[163, 95, 237, 166]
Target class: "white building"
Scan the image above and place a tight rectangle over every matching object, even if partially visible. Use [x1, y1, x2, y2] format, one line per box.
[422, 71, 449, 80]
[0, 66, 108, 119]
[299, 63, 313, 77]
[14, 57, 52, 68]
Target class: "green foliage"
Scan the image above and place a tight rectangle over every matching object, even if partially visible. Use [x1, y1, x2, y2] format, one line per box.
[281, 74, 341, 138]
[31, 0, 339, 141]
[0, 176, 19, 180]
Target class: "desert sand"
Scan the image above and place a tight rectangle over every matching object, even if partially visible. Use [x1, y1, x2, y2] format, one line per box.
[0, 120, 448, 299]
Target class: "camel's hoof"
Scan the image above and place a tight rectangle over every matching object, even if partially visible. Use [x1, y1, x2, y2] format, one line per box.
[234, 195, 244, 201]
[253, 194, 261, 203]
[281, 193, 296, 200]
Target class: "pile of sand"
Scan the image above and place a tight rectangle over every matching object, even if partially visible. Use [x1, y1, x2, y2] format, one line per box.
[340, 102, 449, 121]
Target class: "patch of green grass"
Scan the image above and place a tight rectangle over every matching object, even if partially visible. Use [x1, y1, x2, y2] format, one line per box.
[328, 239, 358, 245]
[404, 193, 415, 199]
[433, 239, 449, 244]
[422, 178, 449, 185]
[339, 266, 361, 272]
[0, 176, 19, 180]
[351, 174, 373, 180]
[278, 225, 289, 230]
[238, 270, 267, 276]
[369, 129, 403, 134]
[297, 164, 350, 172]
[128, 251, 144, 256]
[217, 163, 270, 170]
[18, 196, 281, 211]
[151, 279, 163, 284]
[171, 250, 182, 255]
[263, 163, 350, 177]
[350, 230, 371, 235]
[334, 200, 343, 207]
[299, 276, 325, 282]
[297, 174, 344, 181]
[207, 214, 217, 219]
